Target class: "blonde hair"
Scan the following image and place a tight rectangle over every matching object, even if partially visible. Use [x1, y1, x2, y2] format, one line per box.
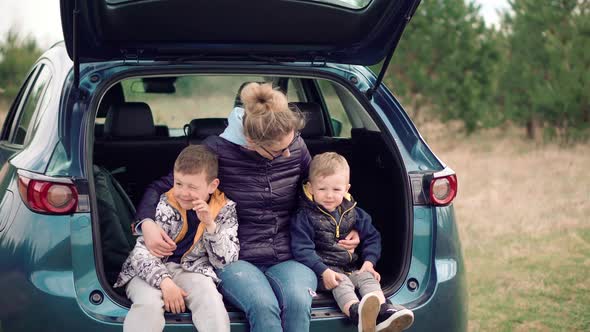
[240, 82, 304, 146]
[174, 145, 218, 182]
[309, 152, 350, 183]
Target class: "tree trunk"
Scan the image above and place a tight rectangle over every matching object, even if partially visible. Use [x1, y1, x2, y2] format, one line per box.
[526, 119, 536, 140]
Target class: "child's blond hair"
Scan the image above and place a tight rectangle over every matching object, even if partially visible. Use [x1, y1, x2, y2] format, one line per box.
[309, 152, 350, 183]
[174, 145, 218, 182]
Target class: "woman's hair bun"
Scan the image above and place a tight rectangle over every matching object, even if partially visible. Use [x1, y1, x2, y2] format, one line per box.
[240, 82, 304, 145]
[240, 82, 286, 115]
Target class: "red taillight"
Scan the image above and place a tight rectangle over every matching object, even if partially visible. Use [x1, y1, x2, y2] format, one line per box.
[429, 174, 457, 206]
[18, 175, 78, 214]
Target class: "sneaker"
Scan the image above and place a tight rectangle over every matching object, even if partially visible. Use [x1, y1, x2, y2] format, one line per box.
[375, 303, 414, 332]
[357, 293, 381, 332]
[349, 302, 360, 325]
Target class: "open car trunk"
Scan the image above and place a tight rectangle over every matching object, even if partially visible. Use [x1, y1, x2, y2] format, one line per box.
[89, 71, 412, 314]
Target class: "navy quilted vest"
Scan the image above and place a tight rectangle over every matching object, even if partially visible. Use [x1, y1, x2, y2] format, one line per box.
[299, 194, 359, 273]
[204, 135, 311, 265]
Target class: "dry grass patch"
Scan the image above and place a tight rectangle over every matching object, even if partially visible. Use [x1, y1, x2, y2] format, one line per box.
[417, 121, 590, 331]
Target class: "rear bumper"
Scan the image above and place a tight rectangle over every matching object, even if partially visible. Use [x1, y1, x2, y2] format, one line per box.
[0, 204, 466, 331]
[394, 204, 468, 331]
[407, 263, 468, 331]
[408, 204, 468, 331]
[306, 258, 467, 331]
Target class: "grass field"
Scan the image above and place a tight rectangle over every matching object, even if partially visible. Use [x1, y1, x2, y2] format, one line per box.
[419, 121, 590, 331]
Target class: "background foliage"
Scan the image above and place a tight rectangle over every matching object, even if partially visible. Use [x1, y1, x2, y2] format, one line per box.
[387, 0, 589, 142]
[0, 29, 41, 101]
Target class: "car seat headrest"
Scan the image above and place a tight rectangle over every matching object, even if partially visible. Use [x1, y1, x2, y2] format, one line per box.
[104, 102, 156, 137]
[290, 102, 326, 138]
[185, 118, 228, 140]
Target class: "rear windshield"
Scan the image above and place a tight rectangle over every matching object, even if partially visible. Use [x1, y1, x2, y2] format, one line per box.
[301, 0, 372, 9]
[114, 75, 367, 138]
[306, 0, 371, 9]
[106, 0, 373, 9]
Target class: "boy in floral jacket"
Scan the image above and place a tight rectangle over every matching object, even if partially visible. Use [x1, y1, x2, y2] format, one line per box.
[115, 145, 239, 332]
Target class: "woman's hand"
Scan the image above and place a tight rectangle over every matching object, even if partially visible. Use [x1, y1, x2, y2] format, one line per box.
[160, 278, 187, 314]
[142, 219, 176, 258]
[359, 261, 381, 282]
[338, 229, 360, 254]
[321, 268, 344, 290]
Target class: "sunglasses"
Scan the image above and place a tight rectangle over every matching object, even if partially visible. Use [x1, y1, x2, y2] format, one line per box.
[258, 132, 301, 160]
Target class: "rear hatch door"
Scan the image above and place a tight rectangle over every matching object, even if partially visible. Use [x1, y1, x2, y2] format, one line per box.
[60, 0, 420, 65]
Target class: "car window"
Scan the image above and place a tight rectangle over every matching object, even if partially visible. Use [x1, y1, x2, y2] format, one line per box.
[12, 65, 52, 145]
[26, 67, 54, 145]
[0, 67, 39, 141]
[9, 65, 52, 145]
[316, 79, 353, 138]
[111, 75, 366, 139]
[122, 75, 289, 135]
[287, 79, 307, 103]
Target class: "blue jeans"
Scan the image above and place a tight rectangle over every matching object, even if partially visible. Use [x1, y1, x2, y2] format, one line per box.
[216, 260, 318, 332]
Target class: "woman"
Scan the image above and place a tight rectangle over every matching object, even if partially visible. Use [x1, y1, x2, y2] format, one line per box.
[134, 82, 359, 331]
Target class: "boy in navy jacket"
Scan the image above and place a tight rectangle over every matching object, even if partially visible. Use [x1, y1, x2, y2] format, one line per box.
[291, 152, 414, 332]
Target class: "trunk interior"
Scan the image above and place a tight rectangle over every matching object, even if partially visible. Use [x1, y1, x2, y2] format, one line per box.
[90, 73, 411, 310]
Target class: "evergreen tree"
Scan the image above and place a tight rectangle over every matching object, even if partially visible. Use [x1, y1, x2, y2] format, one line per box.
[388, 0, 501, 133]
[0, 29, 42, 101]
[500, 0, 590, 141]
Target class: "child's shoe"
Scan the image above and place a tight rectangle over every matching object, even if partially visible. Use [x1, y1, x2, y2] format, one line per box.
[350, 293, 381, 332]
[375, 303, 414, 332]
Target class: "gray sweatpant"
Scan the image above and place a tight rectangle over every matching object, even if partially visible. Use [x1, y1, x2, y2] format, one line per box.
[124, 262, 229, 332]
[332, 271, 382, 311]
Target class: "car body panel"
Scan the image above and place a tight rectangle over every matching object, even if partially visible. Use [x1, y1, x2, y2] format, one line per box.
[414, 205, 468, 331]
[0, 177, 77, 330]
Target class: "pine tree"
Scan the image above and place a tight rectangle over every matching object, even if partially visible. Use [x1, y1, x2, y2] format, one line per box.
[0, 29, 42, 101]
[388, 0, 501, 133]
[501, 0, 590, 141]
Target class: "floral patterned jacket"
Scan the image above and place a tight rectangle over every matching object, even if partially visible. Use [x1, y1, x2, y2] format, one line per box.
[114, 189, 239, 289]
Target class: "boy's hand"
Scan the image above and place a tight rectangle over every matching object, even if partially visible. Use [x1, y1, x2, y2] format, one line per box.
[359, 261, 381, 282]
[321, 268, 344, 290]
[193, 199, 215, 232]
[142, 219, 176, 258]
[160, 278, 188, 314]
[338, 229, 360, 254]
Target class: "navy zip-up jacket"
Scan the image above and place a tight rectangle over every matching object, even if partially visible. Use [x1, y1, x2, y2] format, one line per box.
[290, 188, 381, 277]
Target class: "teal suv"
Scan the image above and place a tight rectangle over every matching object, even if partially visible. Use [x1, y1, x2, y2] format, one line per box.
[0, 0, 466, 330]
